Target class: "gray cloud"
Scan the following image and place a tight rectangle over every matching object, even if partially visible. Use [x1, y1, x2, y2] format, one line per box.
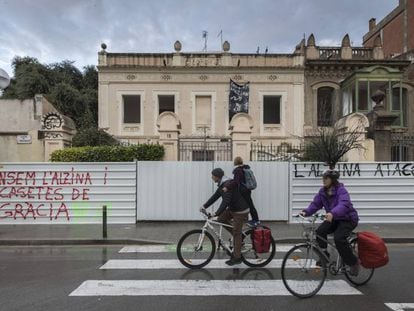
[0, 0, 398, 76]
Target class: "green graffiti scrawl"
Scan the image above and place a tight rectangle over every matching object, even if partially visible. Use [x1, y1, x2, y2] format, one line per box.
[71, 202, 113, 224]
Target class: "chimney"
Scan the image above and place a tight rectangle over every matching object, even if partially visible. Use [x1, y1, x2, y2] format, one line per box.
[369, 18, 376, 32]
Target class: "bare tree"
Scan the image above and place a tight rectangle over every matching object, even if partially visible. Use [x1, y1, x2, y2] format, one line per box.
[302, 119, 366, 169]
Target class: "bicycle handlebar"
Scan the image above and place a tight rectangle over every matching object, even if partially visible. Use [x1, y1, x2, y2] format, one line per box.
[293, 213, 325, 222]
[200, 209, 213, 219]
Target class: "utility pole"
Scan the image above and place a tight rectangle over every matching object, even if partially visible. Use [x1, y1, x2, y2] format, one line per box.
[202, 31, 208, 52]
[217, 30, 223, 49]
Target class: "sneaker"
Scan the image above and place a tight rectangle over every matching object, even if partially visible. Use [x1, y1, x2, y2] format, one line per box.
[225, 257, 243, 266]
[349, 263, 360, 276]
[316, 251, 330, 267]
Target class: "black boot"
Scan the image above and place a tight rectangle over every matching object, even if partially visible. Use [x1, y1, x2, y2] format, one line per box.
[316, 250, 330, 267]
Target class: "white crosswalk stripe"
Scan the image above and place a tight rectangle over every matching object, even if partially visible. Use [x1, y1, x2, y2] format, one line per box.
[100, 259, 315, 270]
[119, 244, 297, 253]
[69, 244, 364, 298]
[70, 280, 362, 297]
[385, 303, 414, 311]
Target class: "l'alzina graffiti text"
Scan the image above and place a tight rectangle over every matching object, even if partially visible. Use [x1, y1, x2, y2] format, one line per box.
[294, 163, 414, 177]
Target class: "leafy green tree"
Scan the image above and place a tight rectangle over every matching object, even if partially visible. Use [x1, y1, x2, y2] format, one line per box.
[1, 56, 99, 130]
[2, 56, 51, 99]
[72, 127, 118, 147]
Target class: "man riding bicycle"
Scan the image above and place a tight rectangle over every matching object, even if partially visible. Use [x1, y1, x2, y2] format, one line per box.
[300, 169, 360, 276]
[200, 168, 250, 266]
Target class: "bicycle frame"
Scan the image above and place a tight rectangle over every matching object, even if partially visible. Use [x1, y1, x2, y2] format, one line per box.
[199, 213, 249, 255]
[296, 214, 355, 275]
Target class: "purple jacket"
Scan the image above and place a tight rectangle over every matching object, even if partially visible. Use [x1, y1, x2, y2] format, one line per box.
[303, 183, 359, 224]
[233, 165, 249, 186]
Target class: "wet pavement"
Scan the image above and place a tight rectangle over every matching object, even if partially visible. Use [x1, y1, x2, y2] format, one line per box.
[0, 244, 413, 311]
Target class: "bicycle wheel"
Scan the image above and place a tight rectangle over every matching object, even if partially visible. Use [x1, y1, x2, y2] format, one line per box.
[281, 244, 327, 298]
[177, 229, 216, 269]
[344, 238, 375, 286]
[241, 228, 276, 267]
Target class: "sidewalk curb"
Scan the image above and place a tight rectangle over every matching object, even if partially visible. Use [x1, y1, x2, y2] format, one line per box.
[0, 237, 412, 246]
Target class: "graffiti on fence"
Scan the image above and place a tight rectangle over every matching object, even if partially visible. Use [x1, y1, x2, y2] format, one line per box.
[294, 163, 414, 178]
[0, 168, 104, 221]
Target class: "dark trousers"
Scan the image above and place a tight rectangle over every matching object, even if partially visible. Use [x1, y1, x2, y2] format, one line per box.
[218, 209, 249, 259]
[240, 187, 259, 222]
[316, 220, 358, 266]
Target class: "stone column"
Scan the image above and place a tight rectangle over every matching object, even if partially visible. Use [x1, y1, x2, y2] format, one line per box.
[41, 112, 76, 161]
[306, 34, 319, 59]
[367, 90, 398, 161]
[156, 112, 181, 161]
[372, 35, 385, 60]
[340, 34, 352, 60]
[229, 113, 253, 161]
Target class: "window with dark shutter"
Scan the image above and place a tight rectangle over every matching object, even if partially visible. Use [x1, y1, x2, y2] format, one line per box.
[158, 95, 175, 114]
[123, 95, 141, 123]
[263, 95, 281, 124]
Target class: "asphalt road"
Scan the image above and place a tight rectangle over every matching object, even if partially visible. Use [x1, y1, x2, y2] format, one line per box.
[0, 244, 413, 311]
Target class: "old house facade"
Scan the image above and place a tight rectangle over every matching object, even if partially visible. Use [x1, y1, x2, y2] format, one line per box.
[98, 33, 412, 162]
[362, 0, 414, 161]
[98, 42, 305, 161]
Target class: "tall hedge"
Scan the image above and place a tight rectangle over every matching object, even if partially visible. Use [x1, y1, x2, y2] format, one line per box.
[51, 144, 164, 162]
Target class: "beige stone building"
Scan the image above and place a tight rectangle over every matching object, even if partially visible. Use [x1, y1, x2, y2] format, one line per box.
[98, 41, 305, 161]
[98, 33, 413, 162]
[0, 95, 76, 162]
[301, 33, 412, 161]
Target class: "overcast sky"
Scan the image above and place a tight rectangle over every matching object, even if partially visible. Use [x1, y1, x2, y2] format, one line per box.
[0, 0, 398, 77]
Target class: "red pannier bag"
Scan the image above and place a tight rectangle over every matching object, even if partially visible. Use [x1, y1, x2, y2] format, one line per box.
[357, 231, 389, 268]
[251, 227, 272, 253]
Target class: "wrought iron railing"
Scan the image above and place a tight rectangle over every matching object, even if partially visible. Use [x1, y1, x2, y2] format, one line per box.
[179, 138, 232, 161]
[391, 134, 414, 161]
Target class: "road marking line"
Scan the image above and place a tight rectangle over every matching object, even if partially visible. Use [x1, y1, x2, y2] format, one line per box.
[70, 280, 362, 296]
[385, 303, 414, 311]
[100, 259, 314, 269]
[119, 244, 297, 253]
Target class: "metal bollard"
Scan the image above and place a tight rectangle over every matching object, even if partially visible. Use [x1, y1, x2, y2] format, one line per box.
[103, 205, 108, 239]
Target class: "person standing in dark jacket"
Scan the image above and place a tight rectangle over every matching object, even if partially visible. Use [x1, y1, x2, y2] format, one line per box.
[200, 168, 249, 266]
[233, 157, 260, 227]
[300, 169, 360, 276]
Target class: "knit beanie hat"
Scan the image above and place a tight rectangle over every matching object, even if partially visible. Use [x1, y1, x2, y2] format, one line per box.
[211, 168, 224, 178]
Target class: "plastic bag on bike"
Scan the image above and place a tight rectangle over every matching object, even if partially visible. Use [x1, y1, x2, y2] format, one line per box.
[357, 231, 389, 268]
[251, 227, 272, 253]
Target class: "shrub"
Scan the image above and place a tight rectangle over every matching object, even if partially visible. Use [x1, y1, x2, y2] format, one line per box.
[72, 127, 118, 147]
[51, 144, 164, 162]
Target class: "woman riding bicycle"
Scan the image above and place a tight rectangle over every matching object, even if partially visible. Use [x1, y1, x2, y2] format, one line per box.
[300, 169, 360, 276]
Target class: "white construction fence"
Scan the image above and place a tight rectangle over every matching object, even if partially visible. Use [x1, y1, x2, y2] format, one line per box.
[0, 161, 413, 224]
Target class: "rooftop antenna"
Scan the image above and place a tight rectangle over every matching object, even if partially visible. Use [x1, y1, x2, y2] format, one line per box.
[202, 31, 208, 52]
[217, 30, 223, 49]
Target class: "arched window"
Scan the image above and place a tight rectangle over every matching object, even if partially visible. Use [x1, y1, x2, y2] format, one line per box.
[317, 87, 334, 126]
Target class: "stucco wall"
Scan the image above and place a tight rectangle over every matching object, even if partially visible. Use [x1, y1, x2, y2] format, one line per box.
[99, 70, 305, 143]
